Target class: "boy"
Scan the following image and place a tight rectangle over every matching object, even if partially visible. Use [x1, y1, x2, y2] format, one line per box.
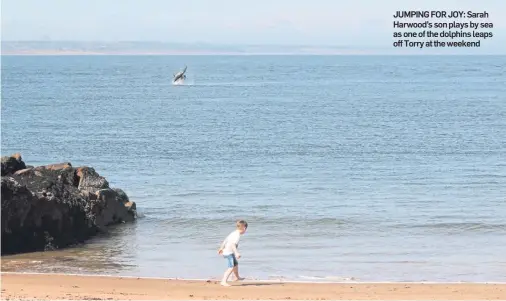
[217, 220, 248, 286]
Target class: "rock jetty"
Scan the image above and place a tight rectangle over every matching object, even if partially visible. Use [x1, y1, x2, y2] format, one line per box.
[1, 153, 137, 255]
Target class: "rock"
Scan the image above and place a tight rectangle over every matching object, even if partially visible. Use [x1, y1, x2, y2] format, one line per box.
[1, 153, 27, 176]
[1, 177, 95, 254]
[112, 188, 129, 203]
[80, 190, 97, 200]
[125, 201, 136, 211]
[14, 168, 33, 176]
[113, 188, 137, 218]
[91, 189, 136, 229]
[1, 154, 137, 255]
[76, 167, 109, 194]
[35, 162, 72, 171]
[1, 178, 34, 236]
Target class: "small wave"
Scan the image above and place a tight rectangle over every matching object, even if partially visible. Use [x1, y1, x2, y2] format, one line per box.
[298, 275, 357, 281]
[170, 192, 202, 197]
[267, 275, 288, 280]
[154, 216, 357, 228]
[168, 191, 268, 198]
[407, 222, 506, 233]
[180, 82, 279, 88]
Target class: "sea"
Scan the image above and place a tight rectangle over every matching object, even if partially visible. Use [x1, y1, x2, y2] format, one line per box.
[1, 55, 505, 282]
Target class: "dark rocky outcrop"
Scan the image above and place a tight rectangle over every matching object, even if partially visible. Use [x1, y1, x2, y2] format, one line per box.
[1, 153, 26, 176]
[1, 153, 137, 255]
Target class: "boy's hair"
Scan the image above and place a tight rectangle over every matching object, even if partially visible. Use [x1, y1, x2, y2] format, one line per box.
[236, 220, 248, 229]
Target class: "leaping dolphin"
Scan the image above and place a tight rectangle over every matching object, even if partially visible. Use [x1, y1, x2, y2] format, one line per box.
[173, 66, 187, 82]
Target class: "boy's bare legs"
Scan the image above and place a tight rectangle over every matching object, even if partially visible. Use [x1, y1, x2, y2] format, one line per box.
[232, 265, 245, 281]
[221, 268, 234, 286]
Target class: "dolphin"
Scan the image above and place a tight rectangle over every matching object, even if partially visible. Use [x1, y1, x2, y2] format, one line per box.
[173, 66, 187, 83]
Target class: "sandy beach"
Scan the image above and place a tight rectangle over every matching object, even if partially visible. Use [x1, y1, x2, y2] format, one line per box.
[1, 273, 505, 300]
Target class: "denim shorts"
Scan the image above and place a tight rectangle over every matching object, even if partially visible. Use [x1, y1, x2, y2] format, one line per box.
[223, 254, 238, 268]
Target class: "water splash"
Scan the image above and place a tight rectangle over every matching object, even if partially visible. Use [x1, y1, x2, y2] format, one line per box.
[172, 77, 194, 86]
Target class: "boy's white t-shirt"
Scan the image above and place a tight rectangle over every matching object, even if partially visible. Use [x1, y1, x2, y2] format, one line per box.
[222, 230, 241, 256]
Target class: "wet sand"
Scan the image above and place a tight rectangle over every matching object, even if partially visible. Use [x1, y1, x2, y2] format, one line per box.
[1, 273, 505, 300]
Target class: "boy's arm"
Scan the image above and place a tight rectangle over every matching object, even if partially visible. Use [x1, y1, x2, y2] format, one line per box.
[218, 239, 227, 254]
[231, 243, 240, 258]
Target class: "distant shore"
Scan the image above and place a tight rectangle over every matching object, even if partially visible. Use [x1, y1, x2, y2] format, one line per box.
[2, 50, 497, 56]
[2, 41, 498, 56]
[2, 273, 505, 300]
[1, 50, 370, 56]
[1, 41, 371, 55]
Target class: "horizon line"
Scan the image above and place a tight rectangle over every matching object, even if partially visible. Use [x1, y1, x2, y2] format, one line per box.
[2, 40, 357, 47]
[2, 50, 503, 56]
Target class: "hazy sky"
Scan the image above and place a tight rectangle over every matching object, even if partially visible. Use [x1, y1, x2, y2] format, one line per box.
[2, 0, 505, 51]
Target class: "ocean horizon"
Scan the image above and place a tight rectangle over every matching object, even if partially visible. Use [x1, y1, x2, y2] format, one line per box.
[2, 41, 502, 55]
[1, 54, 505, 282]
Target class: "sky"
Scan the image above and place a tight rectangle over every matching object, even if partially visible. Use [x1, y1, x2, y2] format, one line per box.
[1, 0, 505, 52]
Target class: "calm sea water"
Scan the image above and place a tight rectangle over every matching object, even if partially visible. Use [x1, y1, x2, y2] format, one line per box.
[1, 55, 506, 282]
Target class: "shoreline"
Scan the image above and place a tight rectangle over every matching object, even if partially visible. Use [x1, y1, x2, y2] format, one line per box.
[2, 273, 505, 300]
[3, 271, 506, 284]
